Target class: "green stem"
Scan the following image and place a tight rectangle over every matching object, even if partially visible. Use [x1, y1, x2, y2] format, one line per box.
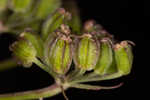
[33, 58, 56, 78]
[71, 72, 123, 84]
[0, 59, 18, 71]
[70, 83, 123, 90]
[34, 58, 50, 73]
[0, 83, 69, 100]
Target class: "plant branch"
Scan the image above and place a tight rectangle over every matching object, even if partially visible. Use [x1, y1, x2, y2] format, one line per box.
[0, 83, 69, 100]
[70, 83, 123, 90]
[71, 72, 123, 84]
[33, 58, 57, 78]
[60, 85, 69, 100]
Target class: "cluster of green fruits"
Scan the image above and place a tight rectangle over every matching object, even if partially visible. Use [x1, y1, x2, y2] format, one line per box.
[10, 9, 134, 84]
[0, 0, 134, 100]
[0, 0, 61, 33]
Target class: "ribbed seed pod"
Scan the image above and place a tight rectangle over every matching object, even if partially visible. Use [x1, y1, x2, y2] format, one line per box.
[48, 35, 72, 75]
[94, 39, 113, 75]
[44, 24, 72, 75]
[34, 0, 61, 19]
[105, 52, 118, 74]
[19, 31, 44, 58]
[73, 34, 100, 71]
[10, 39, 37, 67]
[114, 41, 133, 75]
[42, 8, 71, 40]
[10, 0, 33, 13]
[0, 0, 8, 11]
[63, 0, 81, 34]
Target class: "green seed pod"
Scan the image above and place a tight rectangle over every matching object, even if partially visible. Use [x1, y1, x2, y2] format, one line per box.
[19, 31, 44, 58]
[6, 12, 41, 33]
[63, 0, 81, 34]
[0, 0, 8, 11]
[34, 0, 61, 19]
[48, 36, 72, 75]
[114, 41, 133, 75]
[45, 25, 72, 75]
[73, 34, 100, 71]
[10, 39, 37, 67]
[94, 39, 113, 75]
[42, 8, 71, 40]
[44, 32, 57, 66]
[10, 0, 33, 13]
[105, 52, 118, 74]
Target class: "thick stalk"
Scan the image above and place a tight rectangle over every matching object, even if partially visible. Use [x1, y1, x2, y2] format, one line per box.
[0, 83, 69, 100]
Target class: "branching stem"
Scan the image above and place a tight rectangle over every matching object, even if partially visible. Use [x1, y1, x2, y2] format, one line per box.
[0, 83, 69, 100]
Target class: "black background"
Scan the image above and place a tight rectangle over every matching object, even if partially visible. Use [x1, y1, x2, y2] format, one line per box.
[0, 0, 146, 100]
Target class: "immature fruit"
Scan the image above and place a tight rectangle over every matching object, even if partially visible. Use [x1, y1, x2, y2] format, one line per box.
[105, 52, 118, 74]
[20, 31, 44, 58]
[94, 39, 113, 75]
[63, 0, 81, 34]
[44, 25, 72, 75]
[35, 0, 61, 19]
[114, 41, 133, 75]
[10, 0, 32, 13]
[73, 34, 100, 71]
[48, 35, 72, 75]
[42, 8, 71, 40]
[10, 40, 37, 67]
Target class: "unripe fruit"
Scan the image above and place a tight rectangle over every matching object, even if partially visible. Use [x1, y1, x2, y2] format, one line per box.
[48, 38, 72, 75]
[73, 34, 100, 71]
[10, 0, 32, 13]
[114, 41, 133, 75]
[42, 8, 71, 40]
[63, 0, 81, 34]
[35, 0, 61, 19]
[105, 52, 118, 74]
[20, 31, 44, 58]
[10, 40, 37, 67]
[45, 25, 72, 75]
[94, 38, 113, 75]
